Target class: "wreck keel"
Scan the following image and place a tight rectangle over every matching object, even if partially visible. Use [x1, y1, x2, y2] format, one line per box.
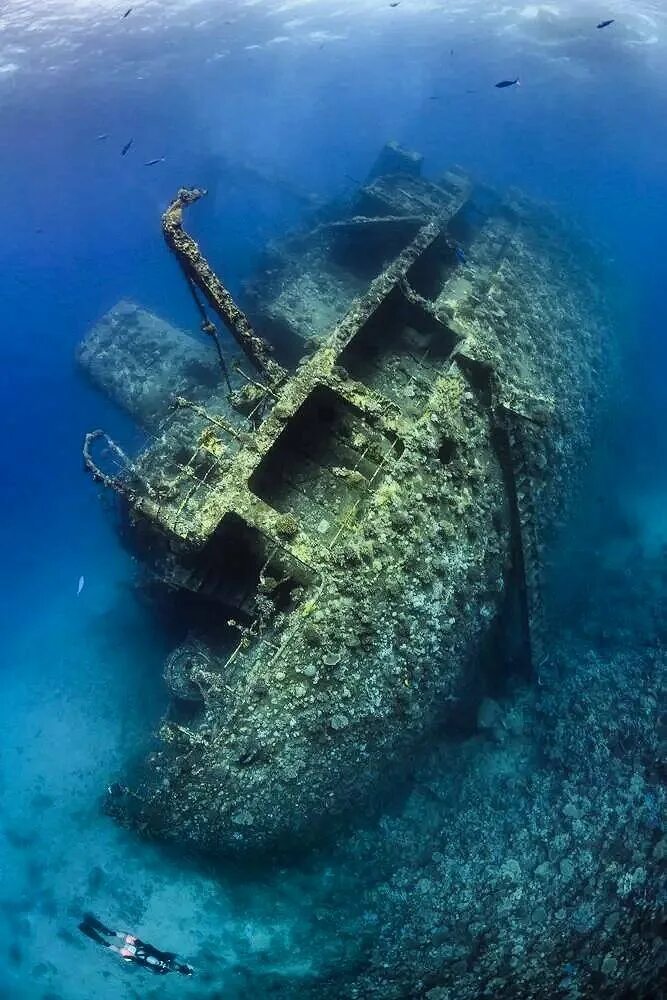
[81, 151, 613, 853]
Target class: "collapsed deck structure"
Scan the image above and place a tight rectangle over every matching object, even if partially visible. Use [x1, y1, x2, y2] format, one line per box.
[79, 144, 613, 853]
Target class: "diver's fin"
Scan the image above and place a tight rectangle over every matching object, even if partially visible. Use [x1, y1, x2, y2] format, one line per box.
[78, 922, 110, 947]
[81, 913, 114, 937]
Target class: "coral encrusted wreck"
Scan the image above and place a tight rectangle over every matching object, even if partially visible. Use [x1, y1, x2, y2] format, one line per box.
[79, 145, 613, 853]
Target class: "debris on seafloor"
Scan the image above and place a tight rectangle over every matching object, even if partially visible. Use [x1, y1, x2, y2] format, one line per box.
[78, 142, 616, 854]
[76, 300, 230, 430]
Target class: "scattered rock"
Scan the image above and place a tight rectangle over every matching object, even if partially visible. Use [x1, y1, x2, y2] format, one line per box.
[231, 810, 254, 827]
[477, 697, 503, 731]
[601, 953, 618, 977]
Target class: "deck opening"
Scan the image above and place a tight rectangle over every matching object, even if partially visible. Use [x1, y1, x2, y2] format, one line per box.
[457, 354, 496, 409]
[405, 233, 459, 300]
[195, 512, 317, 617]
[249, 385, 399, 539]
[330, 217, 422, 280]
[339, 288, 458, 414]
[438, 437, 457, 465]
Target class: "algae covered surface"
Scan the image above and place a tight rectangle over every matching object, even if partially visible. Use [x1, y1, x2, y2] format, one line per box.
[1, 2, 666, 998]
[87, 167, 616, 859]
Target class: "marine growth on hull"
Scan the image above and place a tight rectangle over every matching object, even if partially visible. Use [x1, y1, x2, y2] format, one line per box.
[79, 143, 613, 853]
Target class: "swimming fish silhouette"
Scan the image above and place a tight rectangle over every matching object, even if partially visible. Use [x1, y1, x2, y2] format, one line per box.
[77, 575, 85, 597]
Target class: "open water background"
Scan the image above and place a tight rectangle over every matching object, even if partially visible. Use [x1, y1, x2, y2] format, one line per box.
[0, 2, 665, 997]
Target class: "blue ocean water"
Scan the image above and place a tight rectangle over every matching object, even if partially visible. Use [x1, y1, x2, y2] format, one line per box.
[1, 2, 665, 998]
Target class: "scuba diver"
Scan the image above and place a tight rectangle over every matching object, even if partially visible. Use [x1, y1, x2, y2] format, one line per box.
[78, 913, 194, 976]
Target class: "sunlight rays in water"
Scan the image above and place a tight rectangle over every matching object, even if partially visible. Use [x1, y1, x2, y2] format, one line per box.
[0, 0, 665, 88]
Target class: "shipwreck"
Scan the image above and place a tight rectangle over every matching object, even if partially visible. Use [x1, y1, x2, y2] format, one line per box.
[79, 143, 613, 853]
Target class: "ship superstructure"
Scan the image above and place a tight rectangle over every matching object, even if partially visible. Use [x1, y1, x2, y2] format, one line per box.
[79, 145, 612, 852]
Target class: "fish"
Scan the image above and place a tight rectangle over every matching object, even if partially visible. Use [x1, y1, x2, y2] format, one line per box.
[597, 19, 614, 29]
[122, 7, 132, 18]
[455, 246, 467, 264]
[389, 1, 400, 6]
[96, 133, 109, 141]
[121, 138, 133, 156]
[77, 575, 85, 597]
[144, 157, 165, 166]
[495, 78, 520, 88]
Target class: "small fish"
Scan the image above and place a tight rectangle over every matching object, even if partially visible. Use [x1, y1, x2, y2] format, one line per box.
[122, 7, 132, 18]
[121, 138, 133, 156]
[454, 245, 467, 265]
[96, 133, 109, 141]
[144, 156, 165, 166]
[597, 19, 614, 29]
[389, 1, 400, 6]
[77, 575, 85, 597]
[495, 78, 520, 89]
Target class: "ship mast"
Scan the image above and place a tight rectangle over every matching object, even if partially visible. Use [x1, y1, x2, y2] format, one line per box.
[162, 187, 286, 386]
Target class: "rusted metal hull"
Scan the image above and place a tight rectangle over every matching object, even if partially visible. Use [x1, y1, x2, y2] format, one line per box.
[81, 150, 614, 853]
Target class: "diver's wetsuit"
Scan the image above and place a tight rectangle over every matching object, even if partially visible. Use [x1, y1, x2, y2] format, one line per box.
[78, 914, 193, 976]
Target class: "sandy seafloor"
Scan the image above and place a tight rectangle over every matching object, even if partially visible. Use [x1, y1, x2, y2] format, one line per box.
[0, 525, 314, 999]
[0, 444, 664, 998]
